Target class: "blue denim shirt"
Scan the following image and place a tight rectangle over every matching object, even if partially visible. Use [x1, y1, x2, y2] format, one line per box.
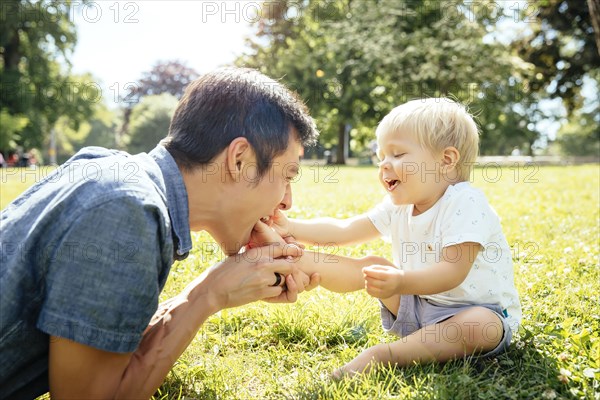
[0, 145, 191, 397]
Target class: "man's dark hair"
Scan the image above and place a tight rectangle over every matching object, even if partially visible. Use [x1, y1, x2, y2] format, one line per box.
[162, 67, 319, 177]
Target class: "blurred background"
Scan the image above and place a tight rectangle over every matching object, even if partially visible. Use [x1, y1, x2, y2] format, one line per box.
[1, 0, 598, 167]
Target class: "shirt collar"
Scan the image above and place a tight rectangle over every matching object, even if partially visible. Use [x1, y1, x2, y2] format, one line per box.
[149, 144, 192, 259]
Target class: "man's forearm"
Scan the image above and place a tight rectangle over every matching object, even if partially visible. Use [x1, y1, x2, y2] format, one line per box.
[116, 272, 219, 398]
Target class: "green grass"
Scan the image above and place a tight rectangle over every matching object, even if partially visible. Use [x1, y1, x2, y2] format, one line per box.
[3, 164, 599, 399]
[0, 167, 53, 209]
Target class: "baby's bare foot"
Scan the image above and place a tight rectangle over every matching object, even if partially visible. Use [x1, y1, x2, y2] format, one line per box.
[330, 366, 361, 381]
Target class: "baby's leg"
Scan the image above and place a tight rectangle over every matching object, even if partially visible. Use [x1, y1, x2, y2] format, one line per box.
[334, 306, 503, 377]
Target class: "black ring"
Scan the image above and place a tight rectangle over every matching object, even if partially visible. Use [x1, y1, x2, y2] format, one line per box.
[272, 272, 282, 287]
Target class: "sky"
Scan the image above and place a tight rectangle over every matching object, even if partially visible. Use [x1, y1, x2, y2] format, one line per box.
[70, 1, 256, 107]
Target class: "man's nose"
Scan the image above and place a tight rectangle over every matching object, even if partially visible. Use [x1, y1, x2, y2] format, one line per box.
[279, 183, 292, 210]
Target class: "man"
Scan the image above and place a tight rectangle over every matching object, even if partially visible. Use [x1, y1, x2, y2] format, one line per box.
[0, 68, 320, 398]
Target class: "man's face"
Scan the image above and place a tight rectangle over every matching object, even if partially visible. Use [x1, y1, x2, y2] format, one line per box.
[217, 138, 302, 255]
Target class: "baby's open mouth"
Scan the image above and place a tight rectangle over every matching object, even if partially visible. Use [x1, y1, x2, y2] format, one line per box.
[384, 178, 399, 191]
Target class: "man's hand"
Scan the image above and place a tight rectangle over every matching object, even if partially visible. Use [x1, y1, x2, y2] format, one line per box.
[264, 267, 321, 303]
[245, 218, 315, 293]
[362, 264, 403, 299]
[202, 244, 305, 309]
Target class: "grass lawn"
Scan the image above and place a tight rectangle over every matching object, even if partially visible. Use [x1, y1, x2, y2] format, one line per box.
[2, 164, 599, 399]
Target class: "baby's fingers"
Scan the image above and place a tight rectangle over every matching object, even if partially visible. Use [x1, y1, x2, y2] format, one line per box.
[362, 265, 392, 279]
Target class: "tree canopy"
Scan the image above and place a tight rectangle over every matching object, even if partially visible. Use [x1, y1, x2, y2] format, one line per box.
[239, 0, 536, 160]
[125, 93, 179, 154]
[239, 0, 599, 160]
[0, 0, 97, 153]
[127, 60, 200, 102]
[513, 0, 599, 112]
[1, 0, 597, 161]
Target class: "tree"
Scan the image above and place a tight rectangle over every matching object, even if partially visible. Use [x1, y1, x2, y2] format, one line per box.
[125, 93, 178, 154]
[557, 108, 600, 156]
[0, 110, 28, 151]
[0, 0, 96, 153]
[48, 102, 120, 163]
[130, 60, 200, 100]
[589, 0, 600, 54]
[81, 105, 120, 150]
[239, 0, 387, 163]
[119, 61, 199, 145]
[513, 0, 600, 113]
[240, 0, 531, 161]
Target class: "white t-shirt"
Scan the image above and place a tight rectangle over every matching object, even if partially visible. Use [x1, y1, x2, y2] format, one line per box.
[367, 182, 522, 331]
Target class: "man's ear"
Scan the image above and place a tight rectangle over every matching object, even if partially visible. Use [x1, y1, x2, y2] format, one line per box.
[441, 146, 460, 173]
[225, 137, 254, 182]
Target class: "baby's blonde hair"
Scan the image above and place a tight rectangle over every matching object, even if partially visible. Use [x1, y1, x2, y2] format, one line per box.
[376, 98, 479, 181]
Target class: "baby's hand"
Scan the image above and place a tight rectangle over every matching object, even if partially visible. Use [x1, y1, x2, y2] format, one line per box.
[362, 264, 402, 299]
[271, 209, 292, 240]
[247, 219, 304, 258]
[247, 219, 287, 249]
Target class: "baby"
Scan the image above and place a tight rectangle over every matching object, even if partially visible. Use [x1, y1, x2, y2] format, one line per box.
[259, 98, 521, 377]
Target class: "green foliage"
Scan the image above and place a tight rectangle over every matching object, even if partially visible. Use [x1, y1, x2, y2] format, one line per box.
[80, 105, 121, 150]
[118, 61, 199, 148]
[239, 0, 537, 158]
[239, 0, 599, 158]
[51, 101, 120, 163]
[508, 0, 600, 156]
[0, 110, 28, 150]
[556, 108, 600, 156]
[125, 93, 178, 154]
[0, 1, 97, 152]
[513, 0, 600, 113]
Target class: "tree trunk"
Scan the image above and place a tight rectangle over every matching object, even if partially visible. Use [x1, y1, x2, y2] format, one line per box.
[336, 122, 346, 164]
[4, 29, 21, 70]
[588, 0, 600, 56]
[2, 29, 22, 112]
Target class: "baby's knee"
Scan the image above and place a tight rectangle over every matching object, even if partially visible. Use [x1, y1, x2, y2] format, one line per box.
[368, 343, 398, 366]
[460, 307, 503, 352]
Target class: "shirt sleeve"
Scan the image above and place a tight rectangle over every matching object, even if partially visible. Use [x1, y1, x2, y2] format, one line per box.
[439, 188, 500, 249]
[367, 196, 395, 239]
[37, 196, 169, 353]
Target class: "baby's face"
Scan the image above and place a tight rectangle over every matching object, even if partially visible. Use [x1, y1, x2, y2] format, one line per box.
[376, 129, 449, 215]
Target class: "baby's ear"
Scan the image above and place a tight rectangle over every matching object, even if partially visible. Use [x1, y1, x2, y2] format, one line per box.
[441, 146, 460, 174]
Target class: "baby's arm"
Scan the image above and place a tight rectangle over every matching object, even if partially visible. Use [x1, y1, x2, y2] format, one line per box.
[363, 242, 481, 299]
[272, 210, 380, 246]
[249, 218, 393, 294]
[296, 251, 393, 293]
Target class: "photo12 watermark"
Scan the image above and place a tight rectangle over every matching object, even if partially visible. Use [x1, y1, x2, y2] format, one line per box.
[0, 1, 141, 24]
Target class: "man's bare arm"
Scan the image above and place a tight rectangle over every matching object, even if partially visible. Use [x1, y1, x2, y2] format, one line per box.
[49, 245, 300, 399]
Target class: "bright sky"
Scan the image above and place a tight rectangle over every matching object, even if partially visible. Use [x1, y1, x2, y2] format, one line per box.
[70, 1, 255, 107]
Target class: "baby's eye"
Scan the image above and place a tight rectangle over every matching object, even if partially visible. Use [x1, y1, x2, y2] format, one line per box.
[394, 153, 406, 158]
